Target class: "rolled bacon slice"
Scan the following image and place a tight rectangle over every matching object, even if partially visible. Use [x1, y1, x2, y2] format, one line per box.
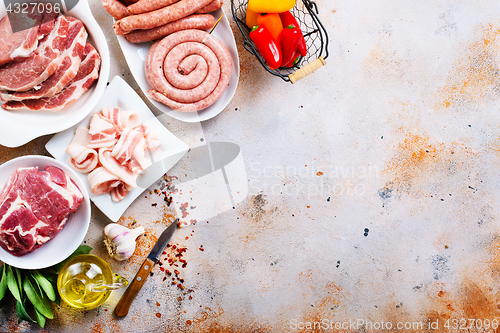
[65, 126, 98, 173]
[98, 148, 137, 188]
[101, 107, 142, 130]
[87, 113, 118, 148]
[88, 166, 122, 195]
[111, 127, 144, 165]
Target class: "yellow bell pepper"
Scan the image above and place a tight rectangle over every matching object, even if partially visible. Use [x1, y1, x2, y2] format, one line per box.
[247, 0, 295, 13]
[246, 7, 260, 29]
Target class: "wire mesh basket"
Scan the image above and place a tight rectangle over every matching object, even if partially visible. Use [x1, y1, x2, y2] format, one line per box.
[230, 0, 329, 83]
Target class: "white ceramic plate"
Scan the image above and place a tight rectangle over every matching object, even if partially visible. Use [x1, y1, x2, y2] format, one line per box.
[46, 76, 189, 222]
[0, 155, 91, 269]
[0, 0, 110, 148]
[116, 8, 240, 123]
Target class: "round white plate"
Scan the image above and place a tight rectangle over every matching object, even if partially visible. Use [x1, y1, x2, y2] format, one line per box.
[0, 0, 110, 147]
[0, 155, 91, 269]
[116, 8, 240, 123]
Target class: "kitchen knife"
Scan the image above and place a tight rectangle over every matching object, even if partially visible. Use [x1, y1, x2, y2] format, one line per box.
[114, 218, 178, 317]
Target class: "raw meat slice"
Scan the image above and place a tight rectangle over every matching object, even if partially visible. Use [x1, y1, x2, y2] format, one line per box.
[0, 15, 87, 92]
[0, 166, 83, 256]
[0, 14, 56, 66]
[88, 166, 122, 195]
[0, 25, 86, 101]
[65, 126, 99, 173]
[2, 42, 101, 111]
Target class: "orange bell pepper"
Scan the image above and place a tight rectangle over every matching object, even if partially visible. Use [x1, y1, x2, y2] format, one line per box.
[257, 13, 283, 48]
[245, 8, 260, 29]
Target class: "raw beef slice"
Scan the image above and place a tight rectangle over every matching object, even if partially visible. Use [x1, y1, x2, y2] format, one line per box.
[0, 166, 83, 256]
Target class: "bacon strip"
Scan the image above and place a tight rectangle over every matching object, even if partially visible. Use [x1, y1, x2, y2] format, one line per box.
[65, 127, 98, 173]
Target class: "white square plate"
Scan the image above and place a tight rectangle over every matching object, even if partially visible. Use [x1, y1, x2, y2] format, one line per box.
[45, 76, 189, 222]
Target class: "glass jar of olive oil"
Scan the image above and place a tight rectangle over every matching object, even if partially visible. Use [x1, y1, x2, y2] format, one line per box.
[57, 254, 127, 310]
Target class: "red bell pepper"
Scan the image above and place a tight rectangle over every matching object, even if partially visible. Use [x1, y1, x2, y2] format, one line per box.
[278, 11, 307, 57]
[280, 25, 304, 67]
[250, 25, 282, 69]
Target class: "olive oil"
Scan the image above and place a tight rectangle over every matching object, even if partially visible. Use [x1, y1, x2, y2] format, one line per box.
[57, 255, 114, 310]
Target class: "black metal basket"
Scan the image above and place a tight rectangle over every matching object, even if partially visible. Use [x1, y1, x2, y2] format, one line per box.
[230, 0, 329, 83]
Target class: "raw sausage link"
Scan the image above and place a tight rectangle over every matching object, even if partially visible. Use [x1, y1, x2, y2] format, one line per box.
[127, 0, 178, 15]
[124, 14, 215, 43]
[114, 0, 212, 35]
[196, 0, 223, 14]
[145, 29, 232, 112]
[101, 0, 130, 19]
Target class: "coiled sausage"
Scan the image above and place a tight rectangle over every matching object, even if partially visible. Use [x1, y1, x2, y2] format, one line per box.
[145, 29, 232, 112]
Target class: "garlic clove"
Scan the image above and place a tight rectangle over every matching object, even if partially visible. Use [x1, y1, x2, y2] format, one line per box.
[103, 223, 145, 261]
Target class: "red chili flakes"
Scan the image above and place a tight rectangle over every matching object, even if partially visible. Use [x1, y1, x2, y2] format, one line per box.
[188, 296, 193, 300]
[186, 320, 192, 325]
[177, 296, 182, 302]
[156, 302, 160, 306]
[152, 203, 157, 207]
[177, 283, 182, 288]
[160, 267, 165, 272]
[185, 236, 189, 240]
[156, 313, 161, 318]
[316, 171, 324, 176]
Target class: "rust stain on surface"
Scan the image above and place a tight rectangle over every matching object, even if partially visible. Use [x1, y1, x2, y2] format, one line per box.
[382, 131, 478, 197]
[435, 24, 500, 109]
[293, 281, 345, 333]
[424, 280, 500, 332]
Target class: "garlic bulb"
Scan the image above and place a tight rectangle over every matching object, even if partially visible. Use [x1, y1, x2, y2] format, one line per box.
[103, 223, 145, 261]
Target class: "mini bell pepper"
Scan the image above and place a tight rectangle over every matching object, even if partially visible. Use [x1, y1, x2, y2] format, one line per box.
[280, 25, 304, 67]
[245, 7, 260, 29]
[247, 0, 295, 13]
[278, 11, 307, 57]
[257, 13, 283, 47]
[283, 52, 300, 68]
[250, 25, 282, 69]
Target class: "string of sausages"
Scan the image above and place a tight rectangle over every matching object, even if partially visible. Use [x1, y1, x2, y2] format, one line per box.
[102, 0, 223, 43]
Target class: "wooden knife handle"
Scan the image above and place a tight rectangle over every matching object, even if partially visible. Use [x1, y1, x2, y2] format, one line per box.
[114, 258, 155, 317]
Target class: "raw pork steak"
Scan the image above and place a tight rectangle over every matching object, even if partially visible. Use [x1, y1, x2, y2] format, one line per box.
[2, 42, 101, 111]
[0, 166, 83, 256]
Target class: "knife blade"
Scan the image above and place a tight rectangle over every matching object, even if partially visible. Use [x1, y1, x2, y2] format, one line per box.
[114, 218, 178, 317]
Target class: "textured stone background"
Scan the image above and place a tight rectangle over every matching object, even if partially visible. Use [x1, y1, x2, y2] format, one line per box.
[2, 0, 500, 332]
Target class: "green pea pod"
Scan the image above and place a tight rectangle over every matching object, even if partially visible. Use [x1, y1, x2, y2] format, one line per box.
[0, 265, 7, 302]
[6, 265, 21, 303]
[32, 270, 56, 302]
[34, 308, 46, 328]
[16, 299, 35, 324]
[23, 275, 53, 319]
